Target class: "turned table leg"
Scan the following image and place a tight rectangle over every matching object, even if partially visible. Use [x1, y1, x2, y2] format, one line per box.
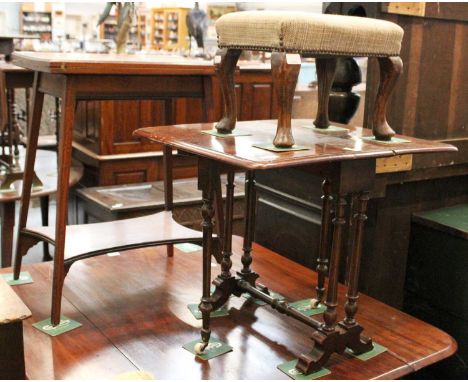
[241, 170, 256, 277]
[323, 193, 346, 332]
[271, 52, 301, 148]
[14, 73, 44, 279]
[221, 171, 235, 279]
[372, 56, 403, 140]
[163, 145, 174, 258]
[314, 58, 337, 129]
[344, 192, 369, 325]
[196, 159, 217, 353]
[215, 48, 241, 133]
[313, 179, 333, 306]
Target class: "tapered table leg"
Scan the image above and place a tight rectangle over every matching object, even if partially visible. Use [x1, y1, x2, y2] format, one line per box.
[14, 72, 44, 279]
[50, 78, 77, 326]
[40, 195, 52, 261]
[1, 201, 15, 268]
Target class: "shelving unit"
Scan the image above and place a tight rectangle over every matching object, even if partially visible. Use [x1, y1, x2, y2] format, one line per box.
[130, 14, 147, 49]
[20, 3, 52, 41]
[150, 8, 189, 50]
[99, 14, 118, 41]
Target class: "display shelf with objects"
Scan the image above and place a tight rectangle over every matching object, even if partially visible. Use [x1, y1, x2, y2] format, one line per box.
[20, 3, 52, 41]
[149, 7, 189, 51]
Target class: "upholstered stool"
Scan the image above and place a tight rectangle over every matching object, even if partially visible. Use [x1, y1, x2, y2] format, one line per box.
[214, 11, 404, 147]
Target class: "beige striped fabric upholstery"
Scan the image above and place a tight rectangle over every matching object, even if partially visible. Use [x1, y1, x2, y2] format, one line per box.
[216, 11, 404, 57]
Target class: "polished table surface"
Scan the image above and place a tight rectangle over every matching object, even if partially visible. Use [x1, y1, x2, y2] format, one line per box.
[134, 119, 457, 170]
[1, 237, 456, 379]
[12, 51, 215, 75]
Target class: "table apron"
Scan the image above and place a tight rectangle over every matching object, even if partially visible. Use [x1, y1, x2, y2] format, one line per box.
[38, 72, 209, 100]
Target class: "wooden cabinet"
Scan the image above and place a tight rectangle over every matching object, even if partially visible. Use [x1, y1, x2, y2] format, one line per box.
[73, 65, 278, 186]
[149, 8, 189, 51]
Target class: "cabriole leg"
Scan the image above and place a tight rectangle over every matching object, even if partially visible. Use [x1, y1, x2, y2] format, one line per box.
[271, 52, 301, 148]
[372, 56, 403, 140]
[215, 48, 241, 134]
[314, 58, 337, 129]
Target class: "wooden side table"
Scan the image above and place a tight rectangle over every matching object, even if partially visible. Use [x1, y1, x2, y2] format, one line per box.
[12, 52, 216, 326]
[134, 119, 456, 373]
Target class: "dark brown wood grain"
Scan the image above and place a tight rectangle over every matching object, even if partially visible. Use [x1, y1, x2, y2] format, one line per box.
[72, 65, 278, 187]
[134, 119, 456, 171]
[0, 237, 456, 379]
[11, 52, 218, 325]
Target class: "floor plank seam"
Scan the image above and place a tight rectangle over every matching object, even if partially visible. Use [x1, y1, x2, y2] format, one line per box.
[65, 296, 142, 373]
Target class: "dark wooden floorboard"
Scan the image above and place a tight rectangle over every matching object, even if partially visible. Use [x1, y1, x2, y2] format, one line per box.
[2, 237, 455, 379]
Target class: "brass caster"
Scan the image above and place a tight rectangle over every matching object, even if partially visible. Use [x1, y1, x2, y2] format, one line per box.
[194, 342, 208, 355]
[310, 298, 321, 308]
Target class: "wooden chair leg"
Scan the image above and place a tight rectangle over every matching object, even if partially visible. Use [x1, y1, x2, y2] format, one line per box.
[214, 48, 241, 133]
[271, 52, 301, 148]
[372, 56, 403, 140]
[14, 72, 44, 279]
[314, 58, 337, 129]
[50, 80, 76, 326]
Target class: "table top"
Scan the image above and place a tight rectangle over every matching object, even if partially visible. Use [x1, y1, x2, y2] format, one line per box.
[11, 52, 275, 76]
[3, 237, 455, 379]
[134, 120, 457, 170]
[0, 148, 83, 202]
[0, 61, 30, 73]
[12, 51, 217, 75]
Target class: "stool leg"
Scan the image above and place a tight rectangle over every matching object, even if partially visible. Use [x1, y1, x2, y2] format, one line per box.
[312, 179, 333, 307]
[323, 193, 346, 332]
[271, 52, 301, 148]
[14, 73, 44, 279]
[372, 56, 403, 140]
[344, 191, 369, 326]
[215, 48, 241, 133]
[314, 58, 337, 129]
[50, 80, 76, 326]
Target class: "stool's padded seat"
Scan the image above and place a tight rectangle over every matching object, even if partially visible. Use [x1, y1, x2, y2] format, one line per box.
[216, 11, 404, 57]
